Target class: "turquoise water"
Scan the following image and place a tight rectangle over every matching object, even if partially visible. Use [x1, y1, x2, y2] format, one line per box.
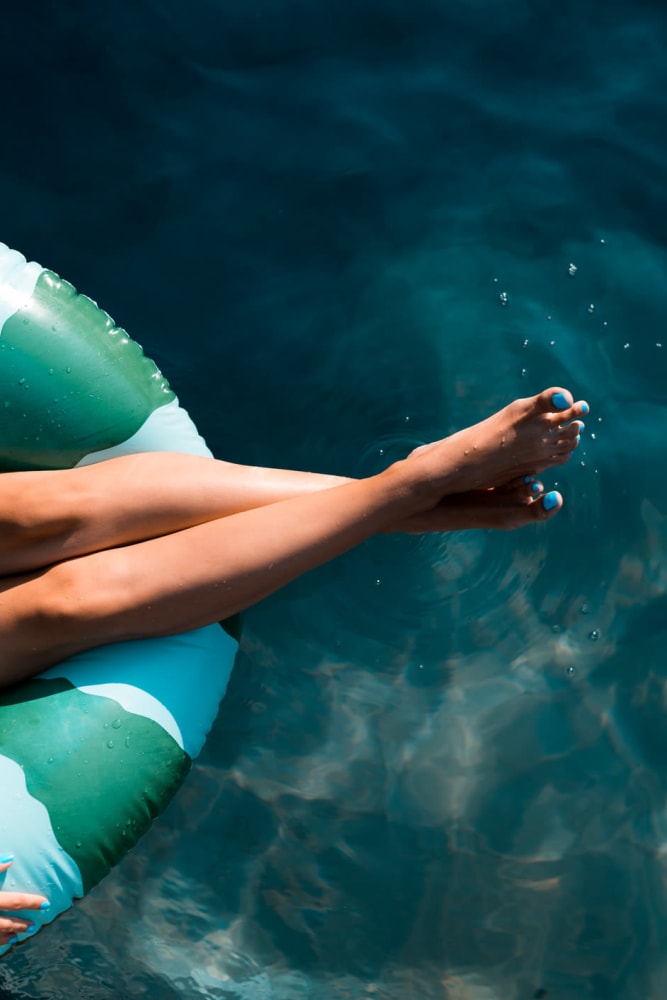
[2, 0, 667, 996]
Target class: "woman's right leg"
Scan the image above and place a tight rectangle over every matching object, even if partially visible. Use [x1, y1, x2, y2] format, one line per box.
[0, 387, 586, 576]
[0, 386, 588, 686]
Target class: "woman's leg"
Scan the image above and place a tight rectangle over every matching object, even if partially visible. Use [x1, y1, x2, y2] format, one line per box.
[0, 387, 587, 686]
[0, 456, 352, 576]
[0, 388, 585, 576]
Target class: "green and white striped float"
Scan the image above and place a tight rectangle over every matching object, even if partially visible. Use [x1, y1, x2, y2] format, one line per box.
[0, 243, 238, 955]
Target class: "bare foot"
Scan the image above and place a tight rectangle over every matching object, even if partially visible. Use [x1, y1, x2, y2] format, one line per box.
[402, 387, 588, 501]
[398, 476, 563, 534]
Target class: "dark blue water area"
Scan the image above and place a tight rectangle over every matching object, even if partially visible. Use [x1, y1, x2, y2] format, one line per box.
[2, 0, 667, 997]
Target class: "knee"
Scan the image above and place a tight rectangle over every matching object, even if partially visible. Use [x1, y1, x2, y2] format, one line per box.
[26, 554, 131, 662]
[0, 470, 93, 575]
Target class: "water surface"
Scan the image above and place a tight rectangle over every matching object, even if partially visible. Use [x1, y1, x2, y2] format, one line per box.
[1, 1, 667, 997]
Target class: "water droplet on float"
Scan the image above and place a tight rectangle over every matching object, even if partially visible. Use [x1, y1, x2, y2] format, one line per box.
[111, 719, 122, 730]
[106, 740, 115, 749]
[587, 304, 595, 314]
[588, 629, 600, 641]
[623, 343, 630, 350]
[520, 367, 527, 377]
[375, 579, 381, 587]
[568, 263, 577, 277]
[566, 665, 576, 676]
[499, 291, 509, 306]
[579, 604, 591, 615]
[17, 378, 25, 385]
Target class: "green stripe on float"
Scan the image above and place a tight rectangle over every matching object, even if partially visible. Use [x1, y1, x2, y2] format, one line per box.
[0, 270, 175, 472]
[0, 677, 190, 894]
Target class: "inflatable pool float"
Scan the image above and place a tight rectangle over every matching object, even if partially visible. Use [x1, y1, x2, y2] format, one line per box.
[0, 243, 238, 954]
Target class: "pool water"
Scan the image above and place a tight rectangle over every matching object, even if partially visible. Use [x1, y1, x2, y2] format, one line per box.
[2, 0, 667, 997]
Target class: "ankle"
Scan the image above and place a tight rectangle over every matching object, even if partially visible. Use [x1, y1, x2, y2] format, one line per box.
[378, 459, 441, 517]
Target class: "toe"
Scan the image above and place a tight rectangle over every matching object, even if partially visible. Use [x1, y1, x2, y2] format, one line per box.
[533, 490, 563, 520]
[539, 388, 590, 425]
[504, 475, 543, 493]
[547, 388, 574, 412]
[496, 475, 546, 500]
[560, 420, 583, 437]
[553, 430, 580, 451]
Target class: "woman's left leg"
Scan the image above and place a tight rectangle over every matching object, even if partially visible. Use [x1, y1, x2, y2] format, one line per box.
[0, 387, 583, 577]
[0, 454, 354, 577]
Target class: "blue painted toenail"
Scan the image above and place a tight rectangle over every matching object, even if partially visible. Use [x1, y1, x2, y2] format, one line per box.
[552, 392, 569, 410]
[543, 492, 559, 511]
[524, 475, 532, 483]
[532, 482, 540, 493]
[580, 401, 589, 414]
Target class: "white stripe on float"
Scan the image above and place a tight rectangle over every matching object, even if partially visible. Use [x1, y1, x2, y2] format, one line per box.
[41, 626, 238, 758]
[76, 682, 184, 749]
[74, 398, 213, 465]
[0, 243, 44, 334]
